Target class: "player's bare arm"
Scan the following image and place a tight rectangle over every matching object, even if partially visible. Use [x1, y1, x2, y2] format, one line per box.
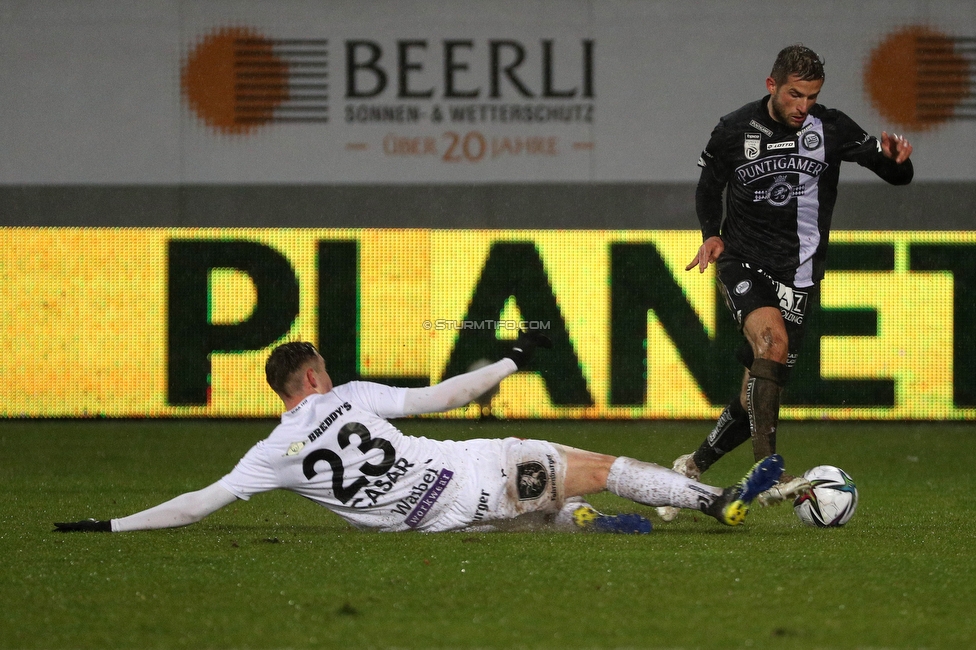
[880, 131, 912, 164]
[685, 236, 725, 273]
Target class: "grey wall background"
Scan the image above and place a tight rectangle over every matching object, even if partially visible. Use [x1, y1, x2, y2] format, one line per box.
[0, 183, 972, 229]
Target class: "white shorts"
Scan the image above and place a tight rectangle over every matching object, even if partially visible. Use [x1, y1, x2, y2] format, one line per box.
[424, 437, 567, 532]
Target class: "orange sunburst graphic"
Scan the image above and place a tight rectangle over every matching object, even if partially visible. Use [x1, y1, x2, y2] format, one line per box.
[181, 26, 330, 135]
[181, 27, 288, 135]
[864, 26, 974, 131]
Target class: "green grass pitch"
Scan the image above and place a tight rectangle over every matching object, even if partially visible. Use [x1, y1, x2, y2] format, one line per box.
[2, 418, 974, 649]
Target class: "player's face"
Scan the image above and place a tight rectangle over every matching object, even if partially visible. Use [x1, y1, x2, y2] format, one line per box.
[766, 75, 823, 130]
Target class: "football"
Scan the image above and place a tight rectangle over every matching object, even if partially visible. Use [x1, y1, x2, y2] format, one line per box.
[793, 465, 858, 527]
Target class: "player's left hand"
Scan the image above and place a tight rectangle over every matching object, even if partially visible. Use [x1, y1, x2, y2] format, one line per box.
[880, 131, 912, 164]
[53, 519, 112, 532]
[504, 330, 553, 369]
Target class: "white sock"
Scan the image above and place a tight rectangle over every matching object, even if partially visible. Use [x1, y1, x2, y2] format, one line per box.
[606, 457, 722, 510]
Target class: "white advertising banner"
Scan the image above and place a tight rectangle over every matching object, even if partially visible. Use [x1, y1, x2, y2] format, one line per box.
[0, 0, 973, 184]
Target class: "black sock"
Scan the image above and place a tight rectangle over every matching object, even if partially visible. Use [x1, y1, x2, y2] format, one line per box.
[747, 376, 781, 458]
[693, 396, 751, 472]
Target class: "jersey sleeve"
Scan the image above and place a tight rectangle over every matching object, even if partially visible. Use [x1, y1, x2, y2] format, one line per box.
[112, 482, 239, 532]
[833, 111, 914, 185]
[695, 121, 733, 239]
[218, 440, 281, 500]
[400, 358, 516, 415]
[332, 381, 409, 419]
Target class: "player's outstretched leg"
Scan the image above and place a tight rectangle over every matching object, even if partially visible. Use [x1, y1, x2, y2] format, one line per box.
[705, 454, 785, 526]
[656, 397, 752, 522]
[655, 454, 700, 522]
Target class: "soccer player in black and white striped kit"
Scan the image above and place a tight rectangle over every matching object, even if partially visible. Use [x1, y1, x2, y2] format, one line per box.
[658, 45, 914, 521]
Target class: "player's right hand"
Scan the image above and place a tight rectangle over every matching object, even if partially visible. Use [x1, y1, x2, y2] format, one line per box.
[685, 236, 724, 273]
[53, 519, 112, 532]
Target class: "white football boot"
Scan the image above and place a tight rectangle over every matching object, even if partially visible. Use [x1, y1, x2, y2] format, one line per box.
[655, 454, 701, 522]
[757, 475, 813, 507]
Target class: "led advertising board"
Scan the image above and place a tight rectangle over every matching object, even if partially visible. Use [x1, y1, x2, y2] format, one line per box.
[3, 228, 973, 419]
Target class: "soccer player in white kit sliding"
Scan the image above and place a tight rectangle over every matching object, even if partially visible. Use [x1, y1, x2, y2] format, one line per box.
[55, 334, 784, 535]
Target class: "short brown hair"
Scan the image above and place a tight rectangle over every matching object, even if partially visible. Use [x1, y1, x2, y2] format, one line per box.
[265, 341, 319, 395]
[770, 44, 825, 85]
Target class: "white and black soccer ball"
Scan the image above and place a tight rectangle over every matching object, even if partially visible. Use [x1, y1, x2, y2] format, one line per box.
[793, 465, 858, 527]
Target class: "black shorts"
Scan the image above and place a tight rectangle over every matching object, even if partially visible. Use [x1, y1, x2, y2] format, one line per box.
[716, 259, 817, 371]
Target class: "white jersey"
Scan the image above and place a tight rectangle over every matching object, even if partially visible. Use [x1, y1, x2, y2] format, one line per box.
[219, 382, 501, 532]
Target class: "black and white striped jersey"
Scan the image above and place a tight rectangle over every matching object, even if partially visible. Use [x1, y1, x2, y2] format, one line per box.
[696, 95, 913, 288]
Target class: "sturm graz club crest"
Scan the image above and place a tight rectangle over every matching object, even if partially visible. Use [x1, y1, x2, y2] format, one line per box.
[802, 131, 822, 150]
[744, 133, 761, 160]
[516, 461, 548, 500]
